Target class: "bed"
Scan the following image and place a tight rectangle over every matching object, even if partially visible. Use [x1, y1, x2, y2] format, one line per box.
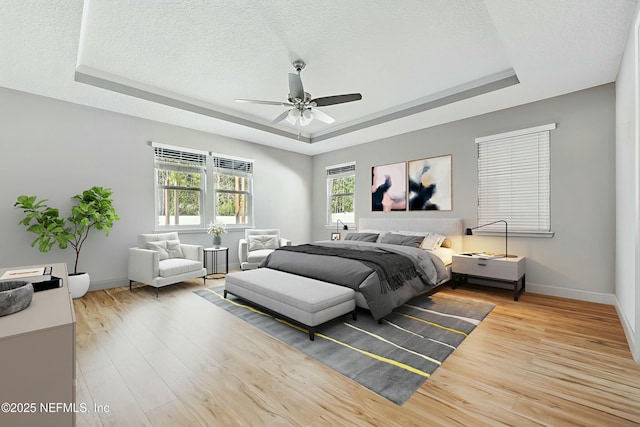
[260, 217, 463, 320]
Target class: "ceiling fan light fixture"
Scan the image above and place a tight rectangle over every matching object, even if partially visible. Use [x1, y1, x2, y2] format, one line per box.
[286, 109, 298, 125]
[236, 59, 362, 130]
[300, 109, 314, 126]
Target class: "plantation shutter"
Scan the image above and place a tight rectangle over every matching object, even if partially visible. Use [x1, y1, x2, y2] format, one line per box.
[475, 123, 554, 234]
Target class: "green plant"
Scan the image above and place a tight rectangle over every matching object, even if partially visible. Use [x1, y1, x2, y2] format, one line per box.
[14, 186, 120, 275]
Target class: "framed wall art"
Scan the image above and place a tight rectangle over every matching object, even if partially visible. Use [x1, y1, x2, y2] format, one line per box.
[408, 154, 452, 211]
[371, 162, 407, 211]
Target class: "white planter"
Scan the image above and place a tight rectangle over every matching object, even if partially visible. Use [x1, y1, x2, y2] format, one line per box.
[68, 272, 90, 299]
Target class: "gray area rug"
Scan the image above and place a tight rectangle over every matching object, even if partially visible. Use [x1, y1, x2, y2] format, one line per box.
[195, 286, 494, 405]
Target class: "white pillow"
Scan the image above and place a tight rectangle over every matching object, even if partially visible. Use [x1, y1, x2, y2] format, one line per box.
[430, 246, 456, 266]
[397, 230, 429, 237]
[248, 235, 280, 251]
[166, 240, 184, 258]
[146, 241, 169, 260]
[420, 233, 446, 250]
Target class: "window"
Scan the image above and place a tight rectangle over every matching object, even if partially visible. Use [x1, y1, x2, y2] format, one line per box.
[327, 162, 356, 226]
[213, 154, 254, 227]
[475, 123, 554, 236]
[154, 144, 206, 228]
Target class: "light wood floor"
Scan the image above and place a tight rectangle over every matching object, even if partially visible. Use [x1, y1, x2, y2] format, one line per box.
[74, 277, 640, 427]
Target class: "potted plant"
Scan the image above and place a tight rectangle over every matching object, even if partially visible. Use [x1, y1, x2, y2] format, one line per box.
[207, 220, 227, 248]
[14, 186, 120, 298]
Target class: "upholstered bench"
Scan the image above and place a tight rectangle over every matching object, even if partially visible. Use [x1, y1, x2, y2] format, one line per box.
[224, 268, 356, 340]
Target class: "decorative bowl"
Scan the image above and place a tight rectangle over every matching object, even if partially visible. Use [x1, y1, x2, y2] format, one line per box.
[0, 280, 34, 317]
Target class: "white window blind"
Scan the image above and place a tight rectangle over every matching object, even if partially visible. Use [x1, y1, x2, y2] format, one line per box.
[326, 162, 356, 178]
[475, 124, 555, 234]
[154, 146, 206, 172]
[213, 155, 253, 176]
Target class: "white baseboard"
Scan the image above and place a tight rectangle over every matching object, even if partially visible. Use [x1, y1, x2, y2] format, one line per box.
[86, 262, 241, 293]
[526, 282, 616, 305]
[88, 277, 129, 292]
[614, 296, 640, 363]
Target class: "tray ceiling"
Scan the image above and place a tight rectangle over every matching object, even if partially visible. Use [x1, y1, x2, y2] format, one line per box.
[0, 0, 635, 155]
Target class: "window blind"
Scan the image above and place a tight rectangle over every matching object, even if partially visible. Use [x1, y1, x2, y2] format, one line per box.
[326, 162, 356, 178]
[213, 155, 253, 176]
[476, 124, 554, 233]
[154, 146, 206, 173]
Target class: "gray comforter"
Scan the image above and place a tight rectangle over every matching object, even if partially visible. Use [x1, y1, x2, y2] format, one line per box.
[259, 240, 448, 320]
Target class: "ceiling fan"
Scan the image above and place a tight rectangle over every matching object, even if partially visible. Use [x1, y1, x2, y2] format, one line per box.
[235, 60, 362, 127]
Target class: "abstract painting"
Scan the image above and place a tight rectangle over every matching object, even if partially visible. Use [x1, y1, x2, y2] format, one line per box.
[371, 162, 407, 211]
[408, 154, 452, 211]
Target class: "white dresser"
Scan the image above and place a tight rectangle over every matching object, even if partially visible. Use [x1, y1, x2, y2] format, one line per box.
[0, 263, 75, 427]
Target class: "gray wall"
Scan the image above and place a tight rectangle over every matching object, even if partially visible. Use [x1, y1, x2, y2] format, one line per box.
[0, 83, 617, 301]
[312, 84, 616, 300]
[0, 87, 312, 291]
[615, 1, 640, 361]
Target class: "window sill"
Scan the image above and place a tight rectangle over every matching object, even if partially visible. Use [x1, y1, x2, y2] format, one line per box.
[324, 224, 356, 230]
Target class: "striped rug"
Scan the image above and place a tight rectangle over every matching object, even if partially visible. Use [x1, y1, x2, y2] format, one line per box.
[194, 286, 494, 405]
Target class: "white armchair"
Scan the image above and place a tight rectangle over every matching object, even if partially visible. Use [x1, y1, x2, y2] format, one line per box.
[128, 232, 207, 296]
[238, 229, 291, 270]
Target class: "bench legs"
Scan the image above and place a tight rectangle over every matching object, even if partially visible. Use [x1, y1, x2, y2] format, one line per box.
[224, 288, 357, 341]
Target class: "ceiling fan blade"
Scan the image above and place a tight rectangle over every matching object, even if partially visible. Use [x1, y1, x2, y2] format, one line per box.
[271, 110, 291, 124]
[288, 73, 305, 101]
[235, 99, 292, 107]
[311, 93, 362, 107]
[311, 108, 335, 124]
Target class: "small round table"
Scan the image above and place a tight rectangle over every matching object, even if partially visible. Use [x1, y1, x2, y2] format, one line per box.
[203, 247, 229, 282]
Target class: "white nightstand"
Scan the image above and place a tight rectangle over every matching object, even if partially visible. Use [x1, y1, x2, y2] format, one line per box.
[451, 254, 526, 300]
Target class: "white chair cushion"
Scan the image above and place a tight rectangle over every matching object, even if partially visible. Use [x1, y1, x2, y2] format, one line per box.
[248, 235, 279, 251]
[247, 248, 275, 263]
[159, 258, 203, 278]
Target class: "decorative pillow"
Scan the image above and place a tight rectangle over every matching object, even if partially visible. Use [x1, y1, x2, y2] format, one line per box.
[146, 241, 169, 260]
[380, 233, 425, 248]
[166, 240, 184, 258]
[431, 246, 456, 265]
[344, 232, 379, 242]
[248, 235, 280, 251]
[359, 229, 390, 242]
[440, 238, 452, 248]
[420, 233, 446, 250]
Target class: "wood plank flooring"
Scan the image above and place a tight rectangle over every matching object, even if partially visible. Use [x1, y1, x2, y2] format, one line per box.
[74, 278, 640, 426]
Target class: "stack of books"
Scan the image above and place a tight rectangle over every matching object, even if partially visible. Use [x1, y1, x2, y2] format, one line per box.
[0, 266, 62, 292]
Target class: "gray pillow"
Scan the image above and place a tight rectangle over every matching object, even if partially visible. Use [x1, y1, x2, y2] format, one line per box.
[380, 233, 425, 248]
[344, 232, 379, 242]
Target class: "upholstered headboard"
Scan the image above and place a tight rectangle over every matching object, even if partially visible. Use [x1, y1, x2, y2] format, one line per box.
[358, 217, 463, 252]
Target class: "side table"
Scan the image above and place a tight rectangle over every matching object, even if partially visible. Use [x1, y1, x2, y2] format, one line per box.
[204, 247, 229, 283]
[451, 254, 526, 301]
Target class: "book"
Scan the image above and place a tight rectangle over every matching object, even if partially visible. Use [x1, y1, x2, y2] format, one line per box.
[0, 266, 53, 282]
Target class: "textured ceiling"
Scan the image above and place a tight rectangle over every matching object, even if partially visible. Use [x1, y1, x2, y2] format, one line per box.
[0, 0, 636, 155]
